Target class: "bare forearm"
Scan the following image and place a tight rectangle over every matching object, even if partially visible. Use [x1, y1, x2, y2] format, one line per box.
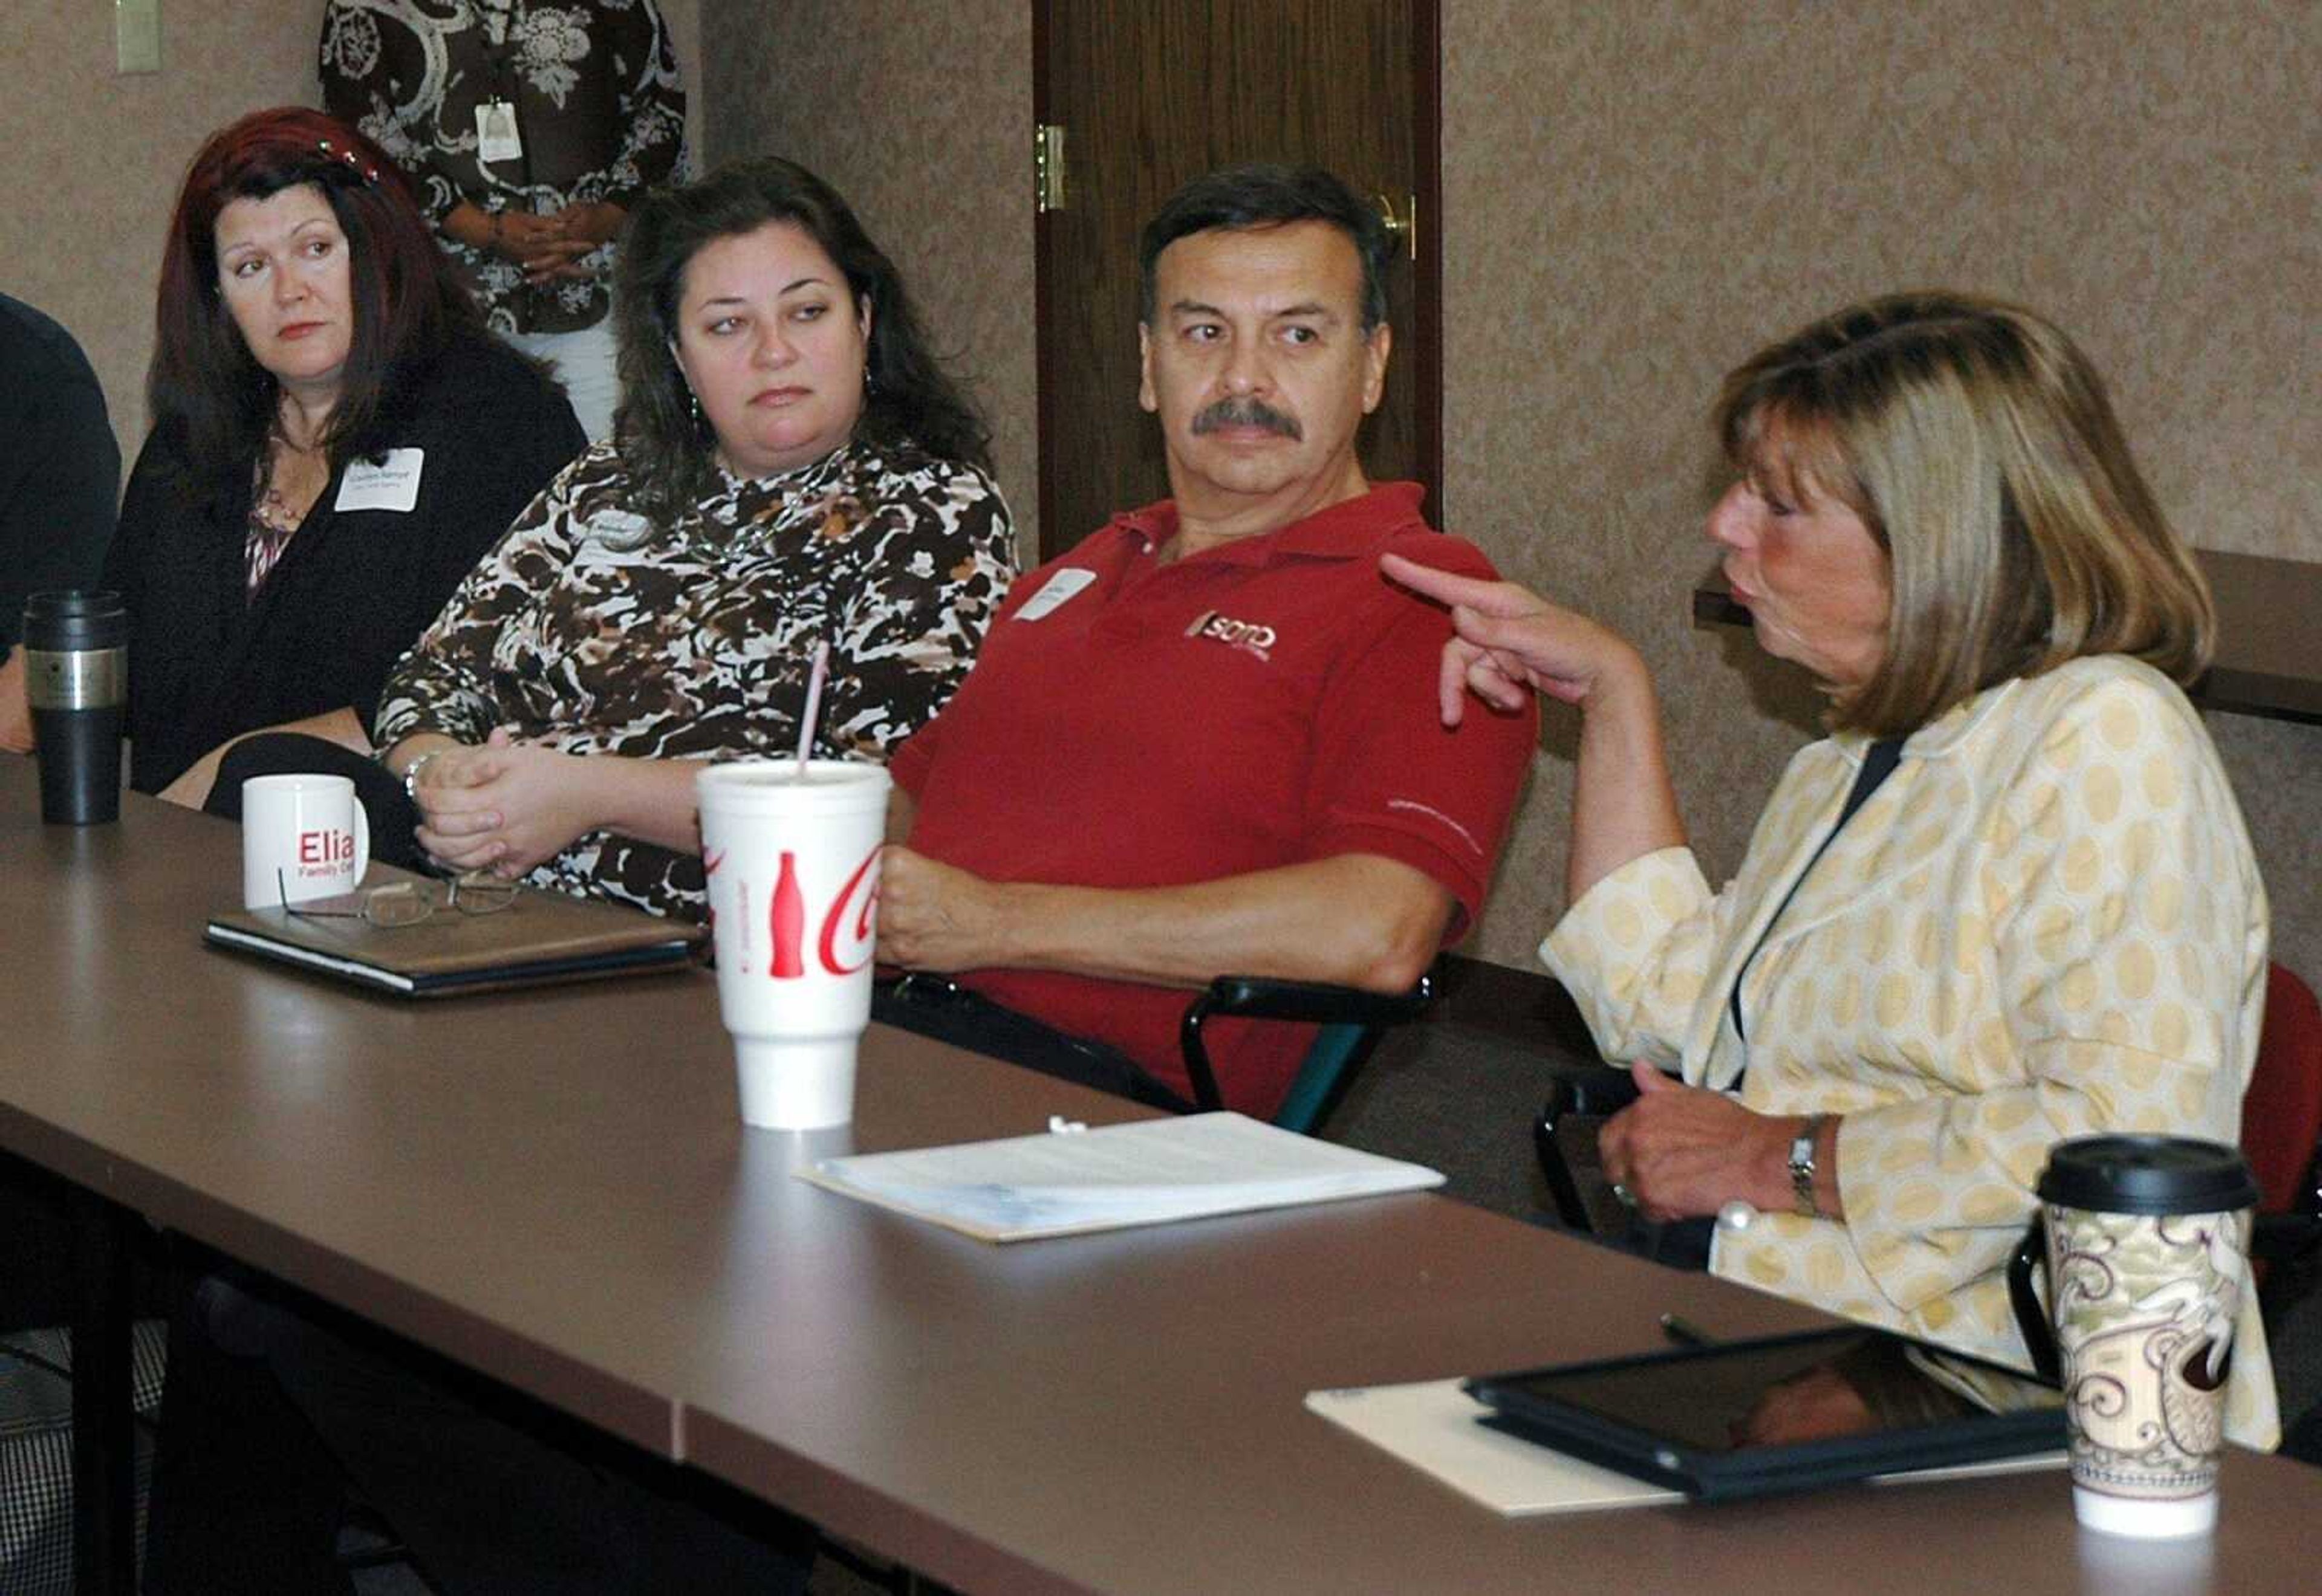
[1567, 654, 1685, 903]
[972, 857, 1449, 993]
[440, 201, 496, 251]
[382, 730, 463, 780]
[161, 707, 375, 808]
[0, 651, 30, 753]
[269, 707, 371, 757]
[581, 754, 709, 854]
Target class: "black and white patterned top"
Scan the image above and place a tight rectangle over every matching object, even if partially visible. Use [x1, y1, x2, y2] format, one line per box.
[376, 436, 1016, 918]
[320, 0, 688, 333]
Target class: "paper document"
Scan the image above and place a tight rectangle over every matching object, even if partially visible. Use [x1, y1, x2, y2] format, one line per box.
[1307, 1380, 1683, 1516]
[799, 1112, 1444, 1241]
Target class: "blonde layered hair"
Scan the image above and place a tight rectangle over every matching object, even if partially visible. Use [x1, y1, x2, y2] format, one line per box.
[1715, 293, 2213, 736]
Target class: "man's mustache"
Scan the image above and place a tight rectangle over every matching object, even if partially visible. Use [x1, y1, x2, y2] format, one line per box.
[1191, 397, 1301, 440]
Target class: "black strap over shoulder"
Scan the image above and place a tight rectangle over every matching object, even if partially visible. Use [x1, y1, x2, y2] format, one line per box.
[1728, 737, 1906, 1046]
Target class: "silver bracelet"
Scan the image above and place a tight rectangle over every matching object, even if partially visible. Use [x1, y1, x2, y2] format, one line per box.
[402, 749, 445, 804]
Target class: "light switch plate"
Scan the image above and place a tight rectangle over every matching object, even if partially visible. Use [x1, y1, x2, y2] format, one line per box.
[117, 0, 161, 75]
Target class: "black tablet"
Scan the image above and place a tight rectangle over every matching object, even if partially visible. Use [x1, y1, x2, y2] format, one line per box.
[1463, 1327, 2064, 1503]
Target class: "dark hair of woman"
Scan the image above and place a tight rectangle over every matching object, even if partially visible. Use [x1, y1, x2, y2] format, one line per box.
[614, 157, 993, 519]
[148, 106, 483, 514]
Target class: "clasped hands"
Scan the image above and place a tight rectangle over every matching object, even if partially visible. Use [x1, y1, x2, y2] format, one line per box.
[487, 201, 623, 285]
[409, 727, 590, 877]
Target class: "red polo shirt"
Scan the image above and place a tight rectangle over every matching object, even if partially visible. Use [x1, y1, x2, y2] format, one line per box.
[889, 482, 1537, 1115]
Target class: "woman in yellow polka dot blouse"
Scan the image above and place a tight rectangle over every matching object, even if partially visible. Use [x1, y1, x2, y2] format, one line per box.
[1383, 293, 2275, 1447]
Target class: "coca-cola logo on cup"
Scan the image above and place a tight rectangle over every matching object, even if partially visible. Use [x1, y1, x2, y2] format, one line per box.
[704, 845, 880, 978]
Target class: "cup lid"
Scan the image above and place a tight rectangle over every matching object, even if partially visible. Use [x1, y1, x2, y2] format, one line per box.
[2034, 1134, 2259, 1215]
[22, 589, 128, 649]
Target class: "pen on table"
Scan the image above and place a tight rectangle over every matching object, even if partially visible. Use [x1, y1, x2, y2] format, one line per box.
[1659, 1313, 1717, 1348]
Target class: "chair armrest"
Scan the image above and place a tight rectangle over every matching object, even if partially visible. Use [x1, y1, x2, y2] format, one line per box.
[2251, 1212, 2322, 1265]
[1178, 969, 1438, 1112]
[1533, 1069, 1642, 1231]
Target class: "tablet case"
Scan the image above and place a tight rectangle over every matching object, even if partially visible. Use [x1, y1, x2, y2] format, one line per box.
[204, 869, 703, 997]
[1464, 1328, 2066, 1504]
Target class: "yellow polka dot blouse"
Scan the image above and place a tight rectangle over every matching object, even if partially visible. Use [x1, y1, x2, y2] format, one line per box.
[1542, 656, 2278, 1448]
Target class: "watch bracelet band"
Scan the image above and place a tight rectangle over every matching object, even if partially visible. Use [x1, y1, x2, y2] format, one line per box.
[1789, 1114, 1830, 1219]
[402, 749, 444, 803]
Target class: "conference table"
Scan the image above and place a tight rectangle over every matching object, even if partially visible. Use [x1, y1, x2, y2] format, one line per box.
[5, 762, 2320, 1595]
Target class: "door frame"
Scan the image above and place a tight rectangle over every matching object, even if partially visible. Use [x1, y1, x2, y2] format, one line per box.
[1030, 2, 1445, 558]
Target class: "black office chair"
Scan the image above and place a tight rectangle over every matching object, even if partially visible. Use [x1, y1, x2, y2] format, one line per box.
[1533, 1066, 1645, 1236]
[1179, 967, 1439, 1133]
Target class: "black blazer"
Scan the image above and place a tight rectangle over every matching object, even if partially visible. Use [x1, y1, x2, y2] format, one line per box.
[105, 333, 585, 793]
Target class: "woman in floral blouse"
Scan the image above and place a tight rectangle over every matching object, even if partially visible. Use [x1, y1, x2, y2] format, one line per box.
[368, 156, 1017, 920]
[320, 0, 690, 438]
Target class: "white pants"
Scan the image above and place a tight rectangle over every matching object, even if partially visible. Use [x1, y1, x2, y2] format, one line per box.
[509, 317, 620, 444]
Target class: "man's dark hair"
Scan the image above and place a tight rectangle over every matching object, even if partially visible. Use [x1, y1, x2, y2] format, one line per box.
[1137, 164, 1393, 331]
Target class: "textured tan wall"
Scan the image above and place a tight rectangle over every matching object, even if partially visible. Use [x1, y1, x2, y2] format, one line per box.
[0, 5, 316, 452]
[0, 0, 704, 459]
[699, 0, 1039, 552]
[1442, 1, 2322, 987]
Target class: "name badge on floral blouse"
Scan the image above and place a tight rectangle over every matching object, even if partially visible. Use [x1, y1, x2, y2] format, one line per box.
[476, 100, 522, 164]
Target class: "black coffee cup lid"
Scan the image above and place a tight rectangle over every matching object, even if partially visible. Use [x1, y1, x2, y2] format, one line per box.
[2034, 1134, 2259, 1215]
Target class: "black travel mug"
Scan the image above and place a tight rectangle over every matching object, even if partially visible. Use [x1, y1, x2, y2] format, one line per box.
[21, 589, 128, 825]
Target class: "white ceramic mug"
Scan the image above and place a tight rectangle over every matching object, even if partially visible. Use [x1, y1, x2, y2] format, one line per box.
[696, 760, 891, 1129]
[242, 773, 371, 909]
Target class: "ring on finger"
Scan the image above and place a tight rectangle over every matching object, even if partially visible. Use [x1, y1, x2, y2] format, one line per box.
[1611, 1182, 1638, 1209]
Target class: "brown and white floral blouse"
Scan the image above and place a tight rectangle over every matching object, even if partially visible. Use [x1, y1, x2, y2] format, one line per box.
[375, 436, 1016, 918]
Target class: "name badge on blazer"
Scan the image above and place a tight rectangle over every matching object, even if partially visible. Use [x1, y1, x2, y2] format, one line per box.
[334, 449, 424, 514]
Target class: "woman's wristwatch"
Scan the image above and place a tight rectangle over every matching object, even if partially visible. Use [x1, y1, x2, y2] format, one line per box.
[1789, 1115, 1830, 1219]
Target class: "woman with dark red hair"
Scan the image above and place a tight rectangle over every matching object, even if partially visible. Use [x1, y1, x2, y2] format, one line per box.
[102, 105, 585, 806]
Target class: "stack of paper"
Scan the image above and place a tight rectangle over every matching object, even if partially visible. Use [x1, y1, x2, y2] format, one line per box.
[799, 1112, 1444, 1241]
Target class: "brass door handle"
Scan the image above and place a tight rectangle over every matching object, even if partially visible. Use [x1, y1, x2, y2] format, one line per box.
[1374, 192, 1416, 261]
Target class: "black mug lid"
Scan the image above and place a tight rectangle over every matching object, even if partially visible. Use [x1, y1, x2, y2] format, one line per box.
[22, 589, 127, 650]
[2034, 1134, 2259, 1215]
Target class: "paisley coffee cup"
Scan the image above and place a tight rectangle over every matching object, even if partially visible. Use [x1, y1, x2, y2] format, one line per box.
[2008, 1135, 2258, 1539]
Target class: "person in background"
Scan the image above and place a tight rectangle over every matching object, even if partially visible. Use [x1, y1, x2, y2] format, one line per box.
[103, 106, 585, 810]
[320, 0, 689, 441]
[1390, 292, 2277, 1448]
[874, 164, 1538, 1117]
[0, 291, 119, 752]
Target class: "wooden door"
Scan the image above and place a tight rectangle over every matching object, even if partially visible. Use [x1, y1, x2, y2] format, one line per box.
[1033, 0, 1440, 559]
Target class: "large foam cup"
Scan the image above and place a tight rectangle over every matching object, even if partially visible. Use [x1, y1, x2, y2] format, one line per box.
[2009, 1135, 2259, 1539]
[696, 760, 891, 1129]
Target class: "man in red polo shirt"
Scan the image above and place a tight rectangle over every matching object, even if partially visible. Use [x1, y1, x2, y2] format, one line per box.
[876, 165, 1537, 1118]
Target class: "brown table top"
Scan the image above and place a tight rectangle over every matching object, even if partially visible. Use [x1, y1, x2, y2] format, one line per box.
[4, 759, 2318, 1594]
[1696, 547, 2322, 724]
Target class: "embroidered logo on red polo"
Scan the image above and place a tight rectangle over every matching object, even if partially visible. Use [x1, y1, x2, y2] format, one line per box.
[1184, 610, 1277, 662]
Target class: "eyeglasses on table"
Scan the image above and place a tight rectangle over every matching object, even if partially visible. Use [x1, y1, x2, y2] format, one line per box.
[276, 869, 519, 927]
